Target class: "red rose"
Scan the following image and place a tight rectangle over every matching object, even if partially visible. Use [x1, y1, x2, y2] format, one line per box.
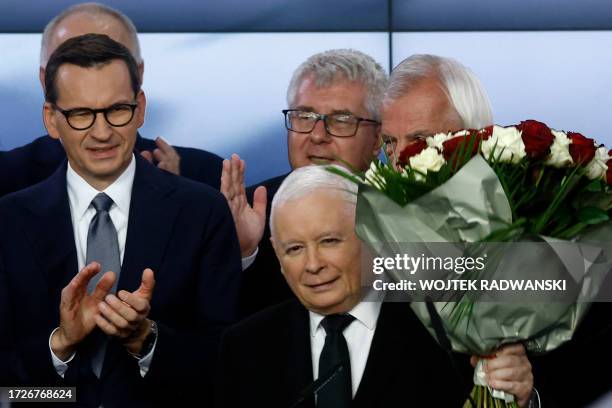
[442, 131, 486, 162]
[568, 131, 596, 164]
[398, 139, 427, 167]
[517, 120, 554, 160]
[478, 125, 494, 139]
[607, 160, 612, 185]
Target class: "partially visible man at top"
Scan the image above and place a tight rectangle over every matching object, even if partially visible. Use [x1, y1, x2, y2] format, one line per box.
[221, 49, 388, 317]
[380, 53, 493, 165]
[0, 34, 241, 407]
[0, 2, 223, 198]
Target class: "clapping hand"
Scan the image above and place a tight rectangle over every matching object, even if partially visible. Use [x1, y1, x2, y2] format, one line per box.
[141, 137, 181, 175]
[95, 268, 156, 355]
[51, 262, 115, 360]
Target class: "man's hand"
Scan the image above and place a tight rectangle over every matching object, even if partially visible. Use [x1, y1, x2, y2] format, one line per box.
[94, 268, 156, 356]
[221, 154, 267, 257]
[471, 343, 534, 407]
[51, 262, 116, 361]
[140, 137, 181, 175]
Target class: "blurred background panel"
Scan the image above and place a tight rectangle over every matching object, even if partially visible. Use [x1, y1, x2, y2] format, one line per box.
[1, 0, 612, 184]
[140, 33, 389, 183]
[391, 0, 612, 31]
[0, 33, 389, 184]
[0, 0, 389, 32]
[392, 31, 612, 142]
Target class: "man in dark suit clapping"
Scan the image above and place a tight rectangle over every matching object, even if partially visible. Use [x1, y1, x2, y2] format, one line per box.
[0, 34, 241, 407]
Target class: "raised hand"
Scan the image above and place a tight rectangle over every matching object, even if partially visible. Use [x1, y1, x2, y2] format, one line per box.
[221, 153, 267, 257]
[51, 262, 116, 360]
[140, 137, 181, 175]
[95, 268, 156, 355]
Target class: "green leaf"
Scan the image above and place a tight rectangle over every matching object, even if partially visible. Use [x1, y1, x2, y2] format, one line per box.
[585, 179, 605, 192]
[577, 206, 610, 225]
[575, 191, 612, 212]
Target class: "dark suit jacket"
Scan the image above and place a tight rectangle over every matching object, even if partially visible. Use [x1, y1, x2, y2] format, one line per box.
[240, 174, 294, 318]
[532, 302, 612, 407]
[0, 155, 242, 407]
[216, 300, 472, 408]
[0, 134, 223, 198]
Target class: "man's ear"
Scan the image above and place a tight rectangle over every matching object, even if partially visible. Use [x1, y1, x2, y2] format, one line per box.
[371, 125, 382, 157]
[39, 67, 46, 91]
[135, 90, 146, 127]
[43, 103, 60, 141]
[137, 62, 145, 85]
[270, 236, 286, 276]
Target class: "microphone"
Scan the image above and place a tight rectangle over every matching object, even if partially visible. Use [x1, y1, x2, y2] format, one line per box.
[288, 362, 345, 408]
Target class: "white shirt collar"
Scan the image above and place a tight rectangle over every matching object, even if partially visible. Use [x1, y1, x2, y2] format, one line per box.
[66, 154, 136, 220]
[309, 301, 382, 337]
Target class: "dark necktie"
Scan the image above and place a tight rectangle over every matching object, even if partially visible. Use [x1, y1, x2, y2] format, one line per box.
[317, 314, 355, 408]
[84, 192, 121, 378]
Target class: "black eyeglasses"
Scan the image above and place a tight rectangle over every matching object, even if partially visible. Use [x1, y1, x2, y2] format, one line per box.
[282, 109, 379, 138]
[53, 102, 138, 130]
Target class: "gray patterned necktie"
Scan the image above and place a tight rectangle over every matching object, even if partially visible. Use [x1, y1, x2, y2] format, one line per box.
[84, 192, 121, 378]
[86, 193, 121, 294]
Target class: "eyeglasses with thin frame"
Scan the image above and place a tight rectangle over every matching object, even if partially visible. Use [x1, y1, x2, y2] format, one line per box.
[52, 102, 138, 131]
[282, 109, 379, 137]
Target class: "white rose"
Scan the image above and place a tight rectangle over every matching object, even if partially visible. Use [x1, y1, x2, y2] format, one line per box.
[427, 132, 453, 151]
[545, 129, 573, 168]
[409, 147, 446, 180]
[584, 146, 609, 180]
[364, 160, 386, 189]
[481, 125, 526, 163]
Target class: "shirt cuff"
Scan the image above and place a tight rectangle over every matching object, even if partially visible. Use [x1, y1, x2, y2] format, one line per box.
[48, 327, 76, 378]
[132, 332, 158, 377]
[241, 246, 259, 271]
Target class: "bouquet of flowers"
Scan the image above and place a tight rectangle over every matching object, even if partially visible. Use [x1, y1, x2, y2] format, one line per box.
[343, 120, 612, 407]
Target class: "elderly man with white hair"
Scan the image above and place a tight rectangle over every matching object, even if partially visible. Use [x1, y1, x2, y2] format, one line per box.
[381, 54, 493, 165]
[216, 164, 534, 408]
[381, 54, 612, 408]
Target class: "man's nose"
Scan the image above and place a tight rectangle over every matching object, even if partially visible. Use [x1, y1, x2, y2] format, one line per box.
[89, 112, 113, 141]
[304, 246, 324, 274]
[384, 144, 396, 164]
[308, 118, 331, 144]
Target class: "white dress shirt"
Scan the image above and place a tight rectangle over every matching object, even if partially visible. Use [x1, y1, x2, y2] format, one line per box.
[309, 301, 382, 397]
[49, 155, 156, 377]
[241, 247, 258, 270]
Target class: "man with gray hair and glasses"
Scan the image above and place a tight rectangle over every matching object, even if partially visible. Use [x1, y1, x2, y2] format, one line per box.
[221, 49, 388, 317]
[0, 2, 224, 197]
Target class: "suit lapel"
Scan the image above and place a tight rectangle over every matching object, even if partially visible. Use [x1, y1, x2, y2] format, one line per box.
[22, 162, 78, 304]
[117, 155, 180, 292]
[353, 303, 411, 407]
[285, 302, 316, 408]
